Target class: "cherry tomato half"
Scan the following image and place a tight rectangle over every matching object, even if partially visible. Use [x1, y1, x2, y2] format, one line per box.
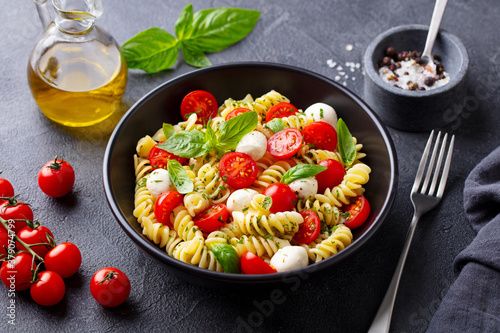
[0, 200, 33, 234]
[267, 128, 303, 159]
[154, 191, 183, 228]
[241, 251, 277, 274]
[265, 102, 299, 123]
[16, 225, 54, 259]
[149, 142, 188, 170]
[30, 271, 65, 306]
[343, 196, 370, 229]
[219, 152, 258, 189]
[0, 252, 34, 291]
[0, 177, 14, 203]
[262, 183, 297, 213]
[293, 210, 321, 244]
[225, 107, 251, 121]
[315, 159, 346, 193]
[193, 204, 229, 233]
[90, 267, 131, 307]
[38, 157, 75, 198]
[302, 121, 338, 151]
[44, 242, 82, 278]
[180, 90, 218, 124]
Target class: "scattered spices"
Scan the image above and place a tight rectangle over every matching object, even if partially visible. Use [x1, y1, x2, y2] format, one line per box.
[378, 46, 449, 90]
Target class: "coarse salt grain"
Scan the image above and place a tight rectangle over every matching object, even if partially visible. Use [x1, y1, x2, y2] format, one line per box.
[346, 44, 353, 51]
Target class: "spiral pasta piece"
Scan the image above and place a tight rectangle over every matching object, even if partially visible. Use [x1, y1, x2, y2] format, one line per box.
[310, 225, 353, 262]
[183, 192, 210, 217]
[344, 162, 371, 185]
[294, 148, 341, 165]
[134, 155, 153, 183]
[248, 194, 272, 215]
[173, 237, 224, 272]
[297, 198, 341, 227]
[174, 113, 202, 132]
[170, 206, 203, 242]
[136, 135, 156, 158]
[133, 182, 156, 224]
[314, 181, 363, 207]
[194, 163, 230, 204]
[232, 211, 302, 237]
[218, 93, 255, 120]
[231, 234, 291, 258]
[252, 160, 293, 189]
[141, 216, 182, 256]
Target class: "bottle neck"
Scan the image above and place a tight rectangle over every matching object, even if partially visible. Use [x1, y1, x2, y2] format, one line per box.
[55, 16, 94, 34]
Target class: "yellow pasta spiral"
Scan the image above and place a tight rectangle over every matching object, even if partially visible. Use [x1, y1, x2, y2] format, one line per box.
[183, 192, 210, 217]
[194, 163, 230, 204]
[232, 211, 302, 238]
[141, 216, 182, 256]
[231, 234, 291, 258]
[252, 160, 293, 189]
[314, 181, 363, 207]
[310, 225, 353, 262]
[297, 198, 341, 227]
[134, 155, 152, 183]
[170, 206, 203, 242]
[294, 148, 341, 165]
[344, 162, 371, 185]
[136, 135, 156, 158]
[173, 237, 224, 272]
[133, 183, 156, 224]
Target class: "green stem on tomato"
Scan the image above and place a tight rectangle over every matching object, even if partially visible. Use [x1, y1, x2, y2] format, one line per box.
[0, 217, 44, 262]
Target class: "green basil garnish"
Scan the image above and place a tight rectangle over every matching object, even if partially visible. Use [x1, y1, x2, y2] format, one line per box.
[121, 5, 260, 73]
[157, 130, 209, 158]
[209, 243, 240, 274]
[280, 164, 327, 185]
[337, 118, 356, 167]
[162, 123, 176, 140]
[215, 111, 258, 151]
[166, 159, 194, 194]
[264, 118, 284, 133]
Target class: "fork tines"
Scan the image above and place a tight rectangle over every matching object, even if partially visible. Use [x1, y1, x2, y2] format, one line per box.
[412, 130, 455, 198]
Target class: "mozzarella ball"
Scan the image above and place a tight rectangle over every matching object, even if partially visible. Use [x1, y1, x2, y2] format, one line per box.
[146, 168, 175, 198]
[270, 246, 309, 272]
[235, 131, 267, 161]
[288, 177, 318, 199]
[226, 189, 259, 213]
[304, 103, 338, 130]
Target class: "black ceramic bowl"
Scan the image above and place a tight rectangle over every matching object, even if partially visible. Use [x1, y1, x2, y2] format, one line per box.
[364, 24, 469, 131]
[103, 62, 398, 288]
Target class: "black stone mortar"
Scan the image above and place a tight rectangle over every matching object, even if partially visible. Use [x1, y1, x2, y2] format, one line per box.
[363, 24, 469, 132]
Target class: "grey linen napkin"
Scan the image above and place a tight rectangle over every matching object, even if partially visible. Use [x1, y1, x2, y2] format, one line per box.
[426, 146, 500, 332]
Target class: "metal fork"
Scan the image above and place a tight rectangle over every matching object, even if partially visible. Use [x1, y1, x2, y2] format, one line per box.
[368, 130, 455, 333]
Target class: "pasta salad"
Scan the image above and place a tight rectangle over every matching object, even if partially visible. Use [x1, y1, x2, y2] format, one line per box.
[133, 90, 371, 274]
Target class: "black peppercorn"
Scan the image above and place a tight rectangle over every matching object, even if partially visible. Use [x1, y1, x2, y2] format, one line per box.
[382, 56, 392, 66]
[386, 46, 396, 57]
[424, 77, 435, 86]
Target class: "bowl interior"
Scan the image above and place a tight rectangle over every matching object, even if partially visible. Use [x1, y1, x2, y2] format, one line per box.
[103, 62, 398, 286]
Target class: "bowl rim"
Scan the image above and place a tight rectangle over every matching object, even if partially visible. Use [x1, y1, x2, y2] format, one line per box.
[102, 61, 399, 284]
[363, 24, 469, 97]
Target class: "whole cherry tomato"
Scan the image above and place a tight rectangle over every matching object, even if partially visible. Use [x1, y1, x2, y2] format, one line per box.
[262, 183, 297, 213]
[180, 90, 218, 124]
[219, 152, 258, 189]
[241, 251, 277, 274]
[0, 252, 34, 291]
[90, 267, 131, 307]
[38, 157, 75, 198]
[293, 210, 321, 244]
[193, 204, 229, 233]
[265, 102, 299, 123]
[44, 242, 82, 278]
[302, 121, 338, 151]
[0, 177, 14, 204]
[315, 159, 346, 193]
[267, 128, 303, 159]
[0, 199, 33, 234]
[16, 225, 54, 259]
[154, 191, 183, 228]
[343, 196, 371, 229]
[30, 271, 65, 306]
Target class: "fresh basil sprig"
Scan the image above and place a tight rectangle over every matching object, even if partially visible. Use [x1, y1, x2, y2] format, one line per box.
[209, 243, 240, 273]
[264, 118, 284, 133]
[337, 118, 356, 167]
[167, 159, 194, 194]
[121, 4, 260, 73]
[158, 111, 258, 158]
[280, 164, 327, 185]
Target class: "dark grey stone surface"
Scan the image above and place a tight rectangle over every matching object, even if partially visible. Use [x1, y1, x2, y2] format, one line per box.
[0, 0, 499, 332]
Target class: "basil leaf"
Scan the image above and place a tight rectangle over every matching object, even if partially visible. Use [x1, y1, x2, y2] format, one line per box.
[175, 4, 194, 40]
[264, 118, 284, 133]
[209, 243, 240, 274]
[280, 164, 327, 185]
[167, 159, 194, 194]
[188, 8, 261, 53]
[337, 118, 356, 167]
[157, 130, 209, 158]
[121, 28, 179, 74]
[162, 123, 176, 139]
[180, 42, 212, 68]
[205, 121, 217, 146]
[216, 111, 258, 151]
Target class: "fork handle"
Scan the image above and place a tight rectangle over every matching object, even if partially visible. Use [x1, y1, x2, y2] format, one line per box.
[368, 213, 421, 333]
